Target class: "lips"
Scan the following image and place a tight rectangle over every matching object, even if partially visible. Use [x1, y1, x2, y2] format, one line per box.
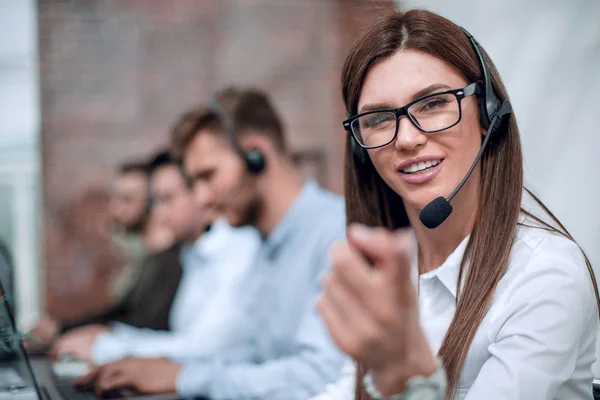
[397, 157, 444, 185]
[400, 159, 442, 174]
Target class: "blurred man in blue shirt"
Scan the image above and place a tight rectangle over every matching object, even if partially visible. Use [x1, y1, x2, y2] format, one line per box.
[76, 88, 348, 399]
[51, 150, 260, 364]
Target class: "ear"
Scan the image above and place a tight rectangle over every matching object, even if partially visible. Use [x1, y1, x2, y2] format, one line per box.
[238, 132, 273, 156]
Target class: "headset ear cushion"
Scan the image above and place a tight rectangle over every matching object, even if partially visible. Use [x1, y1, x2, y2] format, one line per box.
[245, 149, 266, 174]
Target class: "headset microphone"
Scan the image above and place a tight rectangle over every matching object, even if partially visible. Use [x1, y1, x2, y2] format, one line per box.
[417, 28, 513, 229]
[418, 103, 511, 229]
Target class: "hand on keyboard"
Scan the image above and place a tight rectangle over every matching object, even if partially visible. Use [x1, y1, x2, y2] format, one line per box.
[73, 357, 180, 395]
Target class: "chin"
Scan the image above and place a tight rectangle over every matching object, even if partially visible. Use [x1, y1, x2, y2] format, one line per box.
[399, 187, 452, 212]
[224, 212, 243, 228]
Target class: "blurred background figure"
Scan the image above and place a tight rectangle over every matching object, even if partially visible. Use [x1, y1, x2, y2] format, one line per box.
[142, 207, 176, 254]
[50, 147, 260, 366]
[108, 161, 151, 301]
[1, 0, 397, 332]
[42, 189, 120, 324]
[26, 161, 152, 346]
[27, 153, 187, 349]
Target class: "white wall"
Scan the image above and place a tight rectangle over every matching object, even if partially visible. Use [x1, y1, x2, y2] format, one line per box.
[401, 0, 600, 375]
[0, 0, 41, 328]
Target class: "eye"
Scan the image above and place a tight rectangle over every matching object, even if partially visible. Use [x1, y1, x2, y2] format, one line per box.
[362, 112, 395, 129]
[420, 97, 450, 111]
[193, 170, 214, 182]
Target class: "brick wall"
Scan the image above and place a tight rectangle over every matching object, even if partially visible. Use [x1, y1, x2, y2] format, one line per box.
[38, 0, 396, 317]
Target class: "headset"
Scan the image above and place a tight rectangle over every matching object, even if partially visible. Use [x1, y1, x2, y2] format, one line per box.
[460, 27, 512, 134]
[346, 27, 513, 229]
[205, 100, 267, 175]
[350, 27, 510, 163]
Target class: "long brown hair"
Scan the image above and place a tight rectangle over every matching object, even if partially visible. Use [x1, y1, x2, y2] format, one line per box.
[341, 10, 600, 399]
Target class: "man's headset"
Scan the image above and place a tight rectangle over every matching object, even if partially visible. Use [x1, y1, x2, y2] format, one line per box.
[347, 27, 513, 229]
[205, 100, 267, 175]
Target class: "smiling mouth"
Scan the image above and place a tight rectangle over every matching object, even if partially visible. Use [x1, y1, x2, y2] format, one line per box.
[400, 159, 443, 174]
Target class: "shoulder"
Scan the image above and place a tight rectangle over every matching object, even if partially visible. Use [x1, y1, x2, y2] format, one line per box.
[501, 223, 597, 320]
[511, 224, 589, 282]
[301, 185, 347, 242]
[158, 242, 183, 258]
[286, 186, 346, 278]
[203, 219, 261, 252]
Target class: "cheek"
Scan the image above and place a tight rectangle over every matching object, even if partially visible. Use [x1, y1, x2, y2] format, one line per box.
[445, 129, 482, 166]
[154, 209, 170, 227]
[221, 165, 245, 196]
[367, 148, 397, 181]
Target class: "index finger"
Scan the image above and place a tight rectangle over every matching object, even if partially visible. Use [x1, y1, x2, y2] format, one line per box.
[347, 224, 414, 286]
[49, 340, 64, 360]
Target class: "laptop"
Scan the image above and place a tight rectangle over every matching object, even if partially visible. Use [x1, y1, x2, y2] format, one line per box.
[0, 283, 48, 400]
[0, 279, 179, 400]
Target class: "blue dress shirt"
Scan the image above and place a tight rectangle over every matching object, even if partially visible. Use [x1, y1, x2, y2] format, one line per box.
[91, 220, 261, 364]
[176, 180, 349, 400]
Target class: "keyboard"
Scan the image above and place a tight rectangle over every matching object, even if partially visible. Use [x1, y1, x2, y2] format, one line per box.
[54, 383, 126, 400]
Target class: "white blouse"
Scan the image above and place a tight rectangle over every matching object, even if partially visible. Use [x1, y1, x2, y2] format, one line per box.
[313, 222, 599, 400]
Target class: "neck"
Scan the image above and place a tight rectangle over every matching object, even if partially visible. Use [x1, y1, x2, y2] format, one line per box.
[187, 222, 208, 244]
[407, 177, 480, 274]
[254, 159, 304, 236]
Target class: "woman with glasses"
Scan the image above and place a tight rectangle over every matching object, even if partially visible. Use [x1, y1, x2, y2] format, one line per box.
[316, 9, 599, 400]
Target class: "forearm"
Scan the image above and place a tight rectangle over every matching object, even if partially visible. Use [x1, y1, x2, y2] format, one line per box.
[176, 349, 346, 400]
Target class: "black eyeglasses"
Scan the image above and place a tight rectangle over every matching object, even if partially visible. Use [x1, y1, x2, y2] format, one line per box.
[343, 82, 478, 149]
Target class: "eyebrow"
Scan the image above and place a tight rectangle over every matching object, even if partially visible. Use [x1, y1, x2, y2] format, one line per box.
[358, 83, 453, 114]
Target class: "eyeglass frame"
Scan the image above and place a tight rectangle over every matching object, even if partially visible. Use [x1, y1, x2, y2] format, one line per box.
[343, 82, 479, 149]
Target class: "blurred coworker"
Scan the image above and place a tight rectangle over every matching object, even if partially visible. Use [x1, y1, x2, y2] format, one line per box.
[109, 161, 153, 300]
[28, 161, 152, 345]
[51, 150, 260, 364]
[142, 206, 176, 254]
[35, 152, 184, 341]
[75, 88, 348, 400]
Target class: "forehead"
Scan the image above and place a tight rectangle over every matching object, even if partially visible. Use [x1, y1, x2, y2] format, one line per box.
[117, 171, 147, 191]
[184, 129, 234, 173]
[358, 49, 467, 110]
[152, 165, 185, 190]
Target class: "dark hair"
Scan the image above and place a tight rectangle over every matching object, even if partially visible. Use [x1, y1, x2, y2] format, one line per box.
[171, 87, 286, 157]
[147, 149, 181, 175]
[118, 161, 148, 176]
[341, 9, 599, 399]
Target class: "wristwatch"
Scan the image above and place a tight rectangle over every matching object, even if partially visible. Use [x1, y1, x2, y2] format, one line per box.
[363, 359, 447, 400]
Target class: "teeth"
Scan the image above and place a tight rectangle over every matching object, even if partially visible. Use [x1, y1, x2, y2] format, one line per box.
[402, 159, 441, 174]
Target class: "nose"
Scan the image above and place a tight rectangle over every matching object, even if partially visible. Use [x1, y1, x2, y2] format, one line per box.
[152, 202, 169, 224]
[192, 182, 214, 210]
[393, 115, 427, 152]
